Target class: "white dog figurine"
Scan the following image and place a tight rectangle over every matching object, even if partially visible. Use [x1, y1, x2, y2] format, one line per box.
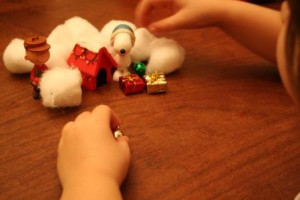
[110, 24, 135, 81]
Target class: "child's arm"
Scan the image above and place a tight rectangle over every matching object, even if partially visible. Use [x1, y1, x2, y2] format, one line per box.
[135, 0, 282, 63]
[57, 105, 130, 200]
[220, 1, 282, 63]
[60, 176, 122, 200]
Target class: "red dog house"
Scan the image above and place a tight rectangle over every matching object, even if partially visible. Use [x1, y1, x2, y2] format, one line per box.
[67, 44, 117, 90]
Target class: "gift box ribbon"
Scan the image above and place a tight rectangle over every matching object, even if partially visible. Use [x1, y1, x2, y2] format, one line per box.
[146, 72, 166, 84]
[122, 75, 139, 85]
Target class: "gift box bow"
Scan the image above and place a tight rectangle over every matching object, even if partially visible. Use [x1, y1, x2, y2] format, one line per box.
[144, 72, 167, 84]
[121, 74, 141, 85]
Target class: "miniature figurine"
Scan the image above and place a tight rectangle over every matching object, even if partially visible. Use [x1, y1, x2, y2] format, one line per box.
[24, 36, 50, 99]
[110, 24, 136, 81]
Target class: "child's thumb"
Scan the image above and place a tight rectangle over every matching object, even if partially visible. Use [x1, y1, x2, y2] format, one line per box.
[117, 136, 130, 155]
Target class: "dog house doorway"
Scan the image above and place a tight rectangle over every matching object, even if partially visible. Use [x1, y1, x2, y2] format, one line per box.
[97, 68, 107, 87]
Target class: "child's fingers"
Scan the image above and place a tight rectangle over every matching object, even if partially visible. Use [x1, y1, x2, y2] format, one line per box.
[74, 111, 91, 122]
[109, 109, 121, 131]
[135, 0, 174, 27]
[117, 135, 131, 160]
[91, 105, 121, 132]
[59, 121, 74, 151]
[61, 121, 74, 134]
[148, 10, 186, 33]
[117, 135, 129, 143]
[135, 0, 156, 27]
[135, 0, 148, 26]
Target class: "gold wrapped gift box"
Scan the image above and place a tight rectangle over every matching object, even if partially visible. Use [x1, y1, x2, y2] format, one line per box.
[143, 72, 168, 94]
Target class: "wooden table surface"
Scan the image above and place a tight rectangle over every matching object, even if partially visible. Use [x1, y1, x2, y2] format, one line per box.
[1, 1, 300, 200]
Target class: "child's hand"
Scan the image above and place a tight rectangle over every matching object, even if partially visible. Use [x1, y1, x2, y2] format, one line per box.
[135, 0, 223, 33]
[57, 105, 130, 199]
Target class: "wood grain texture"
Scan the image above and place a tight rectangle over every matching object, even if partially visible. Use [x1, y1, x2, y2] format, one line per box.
[1, 1, 299, 200]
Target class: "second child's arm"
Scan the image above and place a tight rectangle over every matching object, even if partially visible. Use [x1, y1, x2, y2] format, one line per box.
[220, 1, 282, 63]
[135, 0, 282, 63]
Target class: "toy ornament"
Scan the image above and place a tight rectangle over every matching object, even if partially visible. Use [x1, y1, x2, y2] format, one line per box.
[113, 126, 124, 139]
[111, 24, 136, 81]
[133, 62, 147, 77]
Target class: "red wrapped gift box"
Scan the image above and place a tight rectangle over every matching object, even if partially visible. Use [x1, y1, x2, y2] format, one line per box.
[119, 74, 145, 95]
